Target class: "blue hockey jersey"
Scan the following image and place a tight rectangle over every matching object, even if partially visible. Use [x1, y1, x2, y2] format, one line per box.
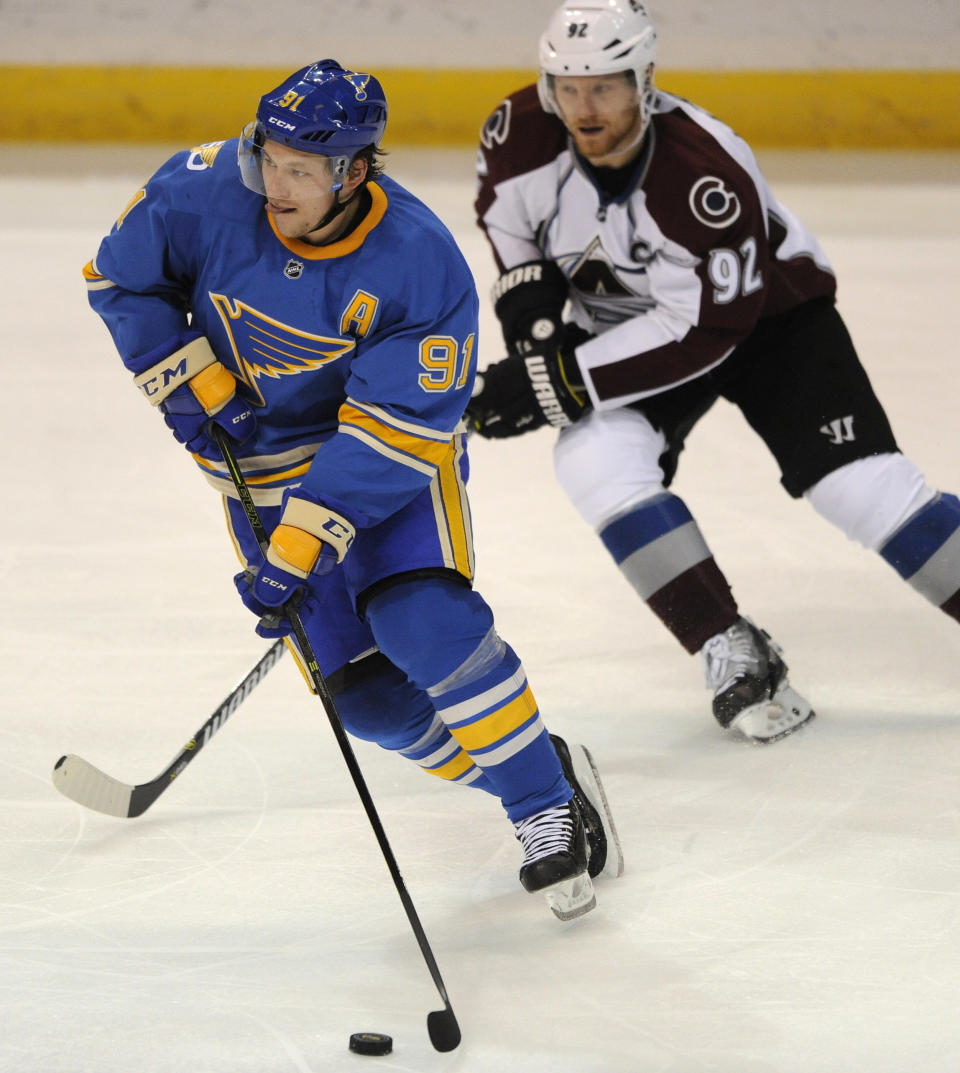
[84, 138, 479, 533]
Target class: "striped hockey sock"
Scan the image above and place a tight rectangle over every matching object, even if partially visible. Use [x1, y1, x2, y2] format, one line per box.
[598, 492, 739, 653]
[879, 492, 960, 622]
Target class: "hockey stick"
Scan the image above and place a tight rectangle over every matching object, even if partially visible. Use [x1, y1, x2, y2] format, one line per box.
[52, 638, 286, 818]
[211, 425, 461, 1054]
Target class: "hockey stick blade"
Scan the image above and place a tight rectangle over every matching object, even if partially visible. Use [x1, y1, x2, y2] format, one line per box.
[427, 1008, 461, 1052]
[53, 754, 139, 818]
[52, 638, 285, 818]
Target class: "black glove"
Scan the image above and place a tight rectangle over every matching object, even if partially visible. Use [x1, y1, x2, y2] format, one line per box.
[492, 260, 569, 356]
[467, 325, 593, 439]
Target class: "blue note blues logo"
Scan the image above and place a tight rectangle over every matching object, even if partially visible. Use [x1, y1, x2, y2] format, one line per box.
[208, 292, 354, 406]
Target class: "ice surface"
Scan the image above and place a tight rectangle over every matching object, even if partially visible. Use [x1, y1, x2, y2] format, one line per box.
[1, 145, 958, 1072]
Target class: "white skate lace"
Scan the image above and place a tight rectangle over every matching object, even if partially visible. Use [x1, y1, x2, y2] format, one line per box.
[514, 804, 574, 865]
[701, 623, 762, 694]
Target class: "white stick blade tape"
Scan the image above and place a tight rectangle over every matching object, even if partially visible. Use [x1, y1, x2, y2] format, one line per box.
[52, 755, 134, 817]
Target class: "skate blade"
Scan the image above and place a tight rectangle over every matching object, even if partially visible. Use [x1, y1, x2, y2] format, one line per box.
[730, 683, 815, 744]
[572, 745, 625, 879]
[542, 872, 596, 921]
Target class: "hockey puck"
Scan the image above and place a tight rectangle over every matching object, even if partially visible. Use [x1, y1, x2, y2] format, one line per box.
[349, 1032, 393, 1056]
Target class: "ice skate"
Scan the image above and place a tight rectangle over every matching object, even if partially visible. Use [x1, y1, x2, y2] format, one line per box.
[550, 735, 624, 879]
[514, 800, 596, 920]
[701, 617, 815, 743]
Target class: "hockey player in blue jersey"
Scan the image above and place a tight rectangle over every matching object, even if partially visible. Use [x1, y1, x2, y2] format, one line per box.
[83, 59, 623, 920]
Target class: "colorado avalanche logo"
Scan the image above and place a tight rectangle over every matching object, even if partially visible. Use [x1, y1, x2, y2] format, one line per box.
[689, 176, 741, 229]
[480, 100, 512, 150]
[563, 237, 656, 325]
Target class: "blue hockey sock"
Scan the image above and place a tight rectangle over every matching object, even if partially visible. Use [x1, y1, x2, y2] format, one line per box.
[365, 578, 569, 821]
[426, 635, 569, 822]
[333, 653, 496, 794]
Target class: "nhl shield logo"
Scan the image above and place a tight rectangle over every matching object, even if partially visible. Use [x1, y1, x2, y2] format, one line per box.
[284, 259, 304, 279]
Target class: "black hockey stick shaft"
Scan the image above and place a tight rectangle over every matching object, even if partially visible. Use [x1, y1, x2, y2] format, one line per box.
[212, 426, 460, 1053]
[52, 638, 285, 817]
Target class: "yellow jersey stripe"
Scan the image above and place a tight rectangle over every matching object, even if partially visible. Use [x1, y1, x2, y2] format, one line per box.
[435, 436, 473, 577]
[82, 259, 115, 291]
[339, 402, 453, 468]
[339, 426, 438, 477]
[347, 399, 453, 441]
[193, 455, 312, 485]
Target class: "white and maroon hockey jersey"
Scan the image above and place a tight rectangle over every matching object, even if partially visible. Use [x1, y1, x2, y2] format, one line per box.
[475, 85, 837, 409]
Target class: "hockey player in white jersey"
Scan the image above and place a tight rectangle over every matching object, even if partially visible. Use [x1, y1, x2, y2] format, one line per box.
[84, 59, 623, 919]
[469, 1, 960, 742]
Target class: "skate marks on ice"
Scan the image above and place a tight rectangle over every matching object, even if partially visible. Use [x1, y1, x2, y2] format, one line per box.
[2, 148, 960, 1071]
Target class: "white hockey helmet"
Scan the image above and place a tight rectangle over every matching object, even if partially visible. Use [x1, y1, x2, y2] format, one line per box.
[538, 1, 658, 127]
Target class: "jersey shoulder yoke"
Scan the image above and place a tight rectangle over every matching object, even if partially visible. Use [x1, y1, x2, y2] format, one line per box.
[479, 84, 568, 182]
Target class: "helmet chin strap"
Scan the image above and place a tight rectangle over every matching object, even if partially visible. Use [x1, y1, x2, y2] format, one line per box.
[310, 186, 357, 234]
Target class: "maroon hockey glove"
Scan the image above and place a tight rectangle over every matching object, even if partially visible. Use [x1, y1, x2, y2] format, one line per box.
[467, 325, 593, 439]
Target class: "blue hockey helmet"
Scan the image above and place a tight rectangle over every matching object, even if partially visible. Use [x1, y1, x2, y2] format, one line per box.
[238, 59, 388, 194]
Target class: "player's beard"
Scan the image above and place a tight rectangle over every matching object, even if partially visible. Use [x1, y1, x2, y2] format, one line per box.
[571, 104, 644, 166]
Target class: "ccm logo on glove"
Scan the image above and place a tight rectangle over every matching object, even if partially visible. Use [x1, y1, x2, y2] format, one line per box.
[133, 336, 222, 404]
[258, 573, 292, 593]
[129, 332, 257, 456]
[136, 355, 190, 399]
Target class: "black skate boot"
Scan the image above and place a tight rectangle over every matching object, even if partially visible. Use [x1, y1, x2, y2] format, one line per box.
[550, 734, 624, 879]
[513, 800, 595, 920]
[701, 617, 815, 743]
